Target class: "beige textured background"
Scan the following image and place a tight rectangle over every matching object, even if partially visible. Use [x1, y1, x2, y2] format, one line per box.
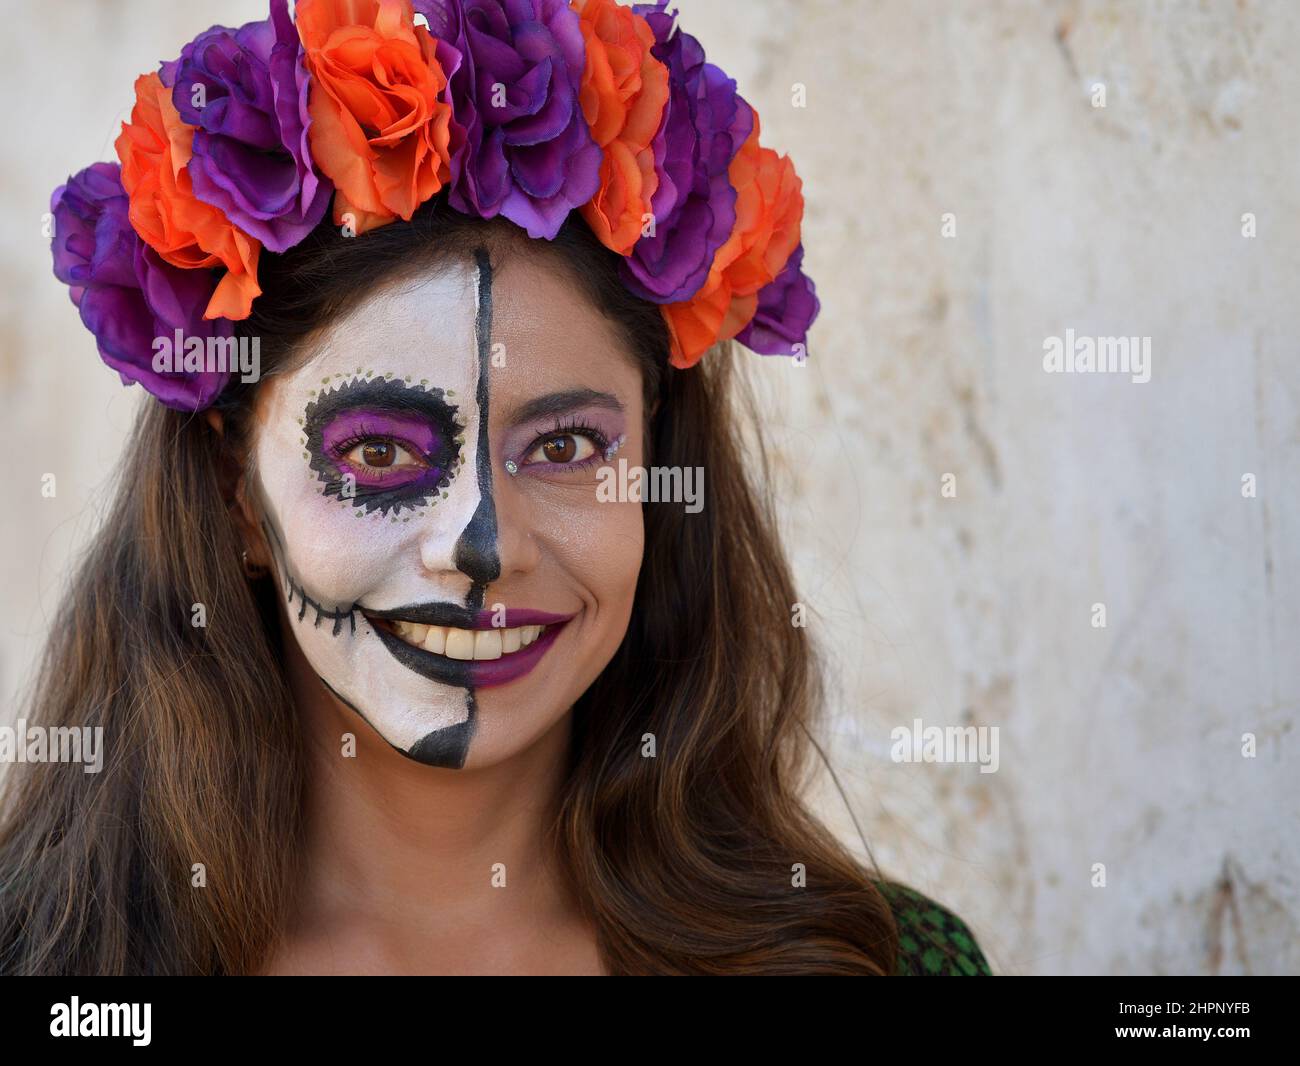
[1, 1, 1296, 975]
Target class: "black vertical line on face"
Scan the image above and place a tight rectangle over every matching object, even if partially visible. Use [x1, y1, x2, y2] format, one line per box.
[454, 246, 502, 612]
[408, 249, 501, 771]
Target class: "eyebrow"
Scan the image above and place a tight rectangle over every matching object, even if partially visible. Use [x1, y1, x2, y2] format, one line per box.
[510, 388, 625, 426]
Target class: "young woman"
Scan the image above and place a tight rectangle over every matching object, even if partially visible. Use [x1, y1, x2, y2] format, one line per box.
[1, 0, 990, 976]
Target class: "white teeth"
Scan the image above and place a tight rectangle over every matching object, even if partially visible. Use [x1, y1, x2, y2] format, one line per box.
[474, 629, 503, 660]
[444, 627, 475, 661]
[422, 625, 447, 655]
[385, 620, 549, 659]
[392, 620, 430, 645]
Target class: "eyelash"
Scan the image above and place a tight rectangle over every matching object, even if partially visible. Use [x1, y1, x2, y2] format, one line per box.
[520, 418, 611, 471]
[330, 430, 425, 477]
[328, 418, 611, 479]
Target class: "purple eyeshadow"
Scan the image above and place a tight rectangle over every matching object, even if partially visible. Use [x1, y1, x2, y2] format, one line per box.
[322, 409, 442, 457]
[503, 407, 627, 471]
[301, 376, 463, 516]
[322, 408, 449, 490]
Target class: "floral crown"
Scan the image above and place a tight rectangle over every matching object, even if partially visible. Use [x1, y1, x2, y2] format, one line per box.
[49, 0, 819, 412]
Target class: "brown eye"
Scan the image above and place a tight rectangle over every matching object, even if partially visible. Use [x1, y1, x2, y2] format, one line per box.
[541, 435, 576, 463]
[522, 432, 597, 468]
[340, 438, 423, 480]
[360, 441, 396, 467]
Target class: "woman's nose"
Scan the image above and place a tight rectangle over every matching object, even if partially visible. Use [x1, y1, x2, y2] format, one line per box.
[415, 468, 499, 583]
[416, 461, 539, 604]
[489, 471, 543, 582]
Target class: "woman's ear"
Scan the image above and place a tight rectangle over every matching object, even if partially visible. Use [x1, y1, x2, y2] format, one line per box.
[205, 408, 272, 572]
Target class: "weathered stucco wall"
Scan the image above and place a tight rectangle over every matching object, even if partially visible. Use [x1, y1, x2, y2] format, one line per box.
[1, 1, 1296, 974]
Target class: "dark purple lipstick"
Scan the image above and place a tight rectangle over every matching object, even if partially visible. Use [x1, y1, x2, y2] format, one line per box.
[467, 621, 566, 688]
[362, 603, 576, 689]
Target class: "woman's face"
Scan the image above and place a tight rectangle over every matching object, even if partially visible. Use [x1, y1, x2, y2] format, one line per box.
[244, 247, 646, 770]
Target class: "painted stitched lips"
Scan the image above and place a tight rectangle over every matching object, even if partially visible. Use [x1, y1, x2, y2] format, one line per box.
[302, 375, 466, 516]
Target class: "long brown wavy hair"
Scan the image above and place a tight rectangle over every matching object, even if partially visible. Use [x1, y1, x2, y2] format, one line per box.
[0, 196, 898, 975]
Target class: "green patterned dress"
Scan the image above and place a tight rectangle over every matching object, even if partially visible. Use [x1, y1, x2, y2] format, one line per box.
[878, 882, 992, 976]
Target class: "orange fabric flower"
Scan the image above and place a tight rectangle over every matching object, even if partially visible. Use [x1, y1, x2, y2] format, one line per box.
[114, 72, 261, 321]
[297, 0, 456, 235]
[662, 110, 804, 368]
[573, 0, 669, 256]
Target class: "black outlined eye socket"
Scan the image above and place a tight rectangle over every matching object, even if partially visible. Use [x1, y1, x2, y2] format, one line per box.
[303, 377, 463, 516]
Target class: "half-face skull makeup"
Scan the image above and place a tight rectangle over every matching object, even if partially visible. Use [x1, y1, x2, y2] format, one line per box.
[253, 252, 501, 768]
[249, 243, 648, 772]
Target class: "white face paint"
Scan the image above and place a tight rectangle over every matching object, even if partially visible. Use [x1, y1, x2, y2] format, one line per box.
[252, 256, 498, 768]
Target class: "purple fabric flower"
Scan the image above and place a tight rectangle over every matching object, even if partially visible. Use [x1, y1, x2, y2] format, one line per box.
[165, 0, 331, 253]
[417, 0, 601, 240]
[735, 244, 820, 357]
[50, 162, 234, 411]
[619, 2, 751, 304]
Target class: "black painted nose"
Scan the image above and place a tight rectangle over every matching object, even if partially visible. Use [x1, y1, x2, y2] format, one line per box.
[454, 492, 500, 594]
